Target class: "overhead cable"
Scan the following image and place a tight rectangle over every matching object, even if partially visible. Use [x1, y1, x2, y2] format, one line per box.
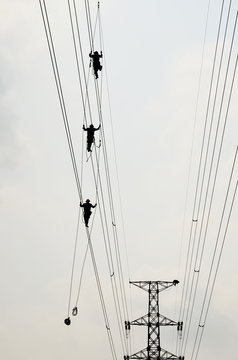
[181, 3, 236, 354]
[178, 0, 226, 332]
[191, 146, 238, 360]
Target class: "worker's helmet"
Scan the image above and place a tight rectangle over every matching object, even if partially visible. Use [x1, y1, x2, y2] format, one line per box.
[86, 199, 90, 203]
[89, 124, 94, 128]
[94, 51, 98, 55]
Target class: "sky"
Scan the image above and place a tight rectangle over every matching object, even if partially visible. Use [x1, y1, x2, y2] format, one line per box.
[1, 1, 238, 359]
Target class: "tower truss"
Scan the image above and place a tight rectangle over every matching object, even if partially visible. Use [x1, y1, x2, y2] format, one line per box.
[124, 280, 184, 360]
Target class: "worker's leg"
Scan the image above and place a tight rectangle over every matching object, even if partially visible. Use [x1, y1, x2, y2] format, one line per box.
[93, 65, 99, 79]
[87, 139, 93, 152]
[84, 213, 89, 227]
[84, 211, 92, 227]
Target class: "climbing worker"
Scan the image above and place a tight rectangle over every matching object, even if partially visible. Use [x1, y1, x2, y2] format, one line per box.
[83, 123, 101, 152]
[80, 199, 97, 227]
[89, 50, 103, 79]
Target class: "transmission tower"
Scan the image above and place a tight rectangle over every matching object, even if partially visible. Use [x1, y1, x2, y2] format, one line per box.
[124, 280, 184, 360]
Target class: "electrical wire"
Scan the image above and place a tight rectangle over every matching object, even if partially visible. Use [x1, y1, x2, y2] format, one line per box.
[73, 136, 102, 309]
[182, 11, 238, 355]
[83, 2, 131, 354]
[65, 1, 129, 354]
[86, 227, 118, 360]
[85, 0, 130, 329]
[178, 0, 226, 334]
[39, 0, 83, 201]
[191, 147, 238, 360]
[40, 2, 121, 358]
[175, 0, 212, 353]
[186, 51, 238, 359]
[180, 3, 237, 354]
[98, 4, 131, 318]
[90, 147, 128, 354]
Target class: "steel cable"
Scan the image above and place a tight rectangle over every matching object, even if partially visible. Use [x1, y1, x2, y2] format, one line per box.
[181, 3, 236, 354]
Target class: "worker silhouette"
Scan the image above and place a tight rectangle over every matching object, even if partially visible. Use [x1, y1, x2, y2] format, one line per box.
[89, 51, 103, 79]
[80, 199, 97, 227]
[83, 124, 101, 152]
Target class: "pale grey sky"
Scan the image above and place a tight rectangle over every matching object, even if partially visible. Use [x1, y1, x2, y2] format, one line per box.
[1, 1, 238, 359]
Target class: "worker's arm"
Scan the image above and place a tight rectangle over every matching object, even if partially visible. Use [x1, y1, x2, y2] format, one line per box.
[95, 124, 101, 131]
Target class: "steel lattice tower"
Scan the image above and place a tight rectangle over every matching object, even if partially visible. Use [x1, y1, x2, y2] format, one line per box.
[124, 280, 184, 360]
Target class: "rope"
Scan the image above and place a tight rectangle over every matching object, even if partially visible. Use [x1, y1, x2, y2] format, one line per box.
[67, 206, 81, 317]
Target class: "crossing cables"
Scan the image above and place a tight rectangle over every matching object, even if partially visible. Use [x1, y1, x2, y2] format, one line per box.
[39, 2, 119, 359]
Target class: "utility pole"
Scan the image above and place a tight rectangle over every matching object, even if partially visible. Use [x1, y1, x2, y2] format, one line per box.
[124, 280, 184, 360]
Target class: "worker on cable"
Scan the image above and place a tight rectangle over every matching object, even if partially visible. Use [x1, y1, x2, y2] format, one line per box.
[89, 50, 103, 79]
[80, 199, 97, 227]
[83, 123, 101, 152]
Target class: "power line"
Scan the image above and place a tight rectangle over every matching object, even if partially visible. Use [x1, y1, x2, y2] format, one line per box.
[179, 0, 226, 333]
[191, 147, 238, 360]
[98, 5, 131, 317]
[40, 2, 122, 358]
[181, 4, 237, 354]
[175, 0, 212, 354]
[188, 50, 238, 360]
[86, 228, 118, 360]
[39, 0, 83, 201]
[85, 0, 130, 332]
[66, 1, 130, 354]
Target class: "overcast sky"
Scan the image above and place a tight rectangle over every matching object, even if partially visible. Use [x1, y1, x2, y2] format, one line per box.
[1, 1, 238, 359]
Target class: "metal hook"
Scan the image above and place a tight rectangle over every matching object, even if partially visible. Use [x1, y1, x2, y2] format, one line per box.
[72, 307, 78, 316]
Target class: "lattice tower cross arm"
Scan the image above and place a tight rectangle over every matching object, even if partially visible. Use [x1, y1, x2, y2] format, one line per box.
[126, 280, 182, 360]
